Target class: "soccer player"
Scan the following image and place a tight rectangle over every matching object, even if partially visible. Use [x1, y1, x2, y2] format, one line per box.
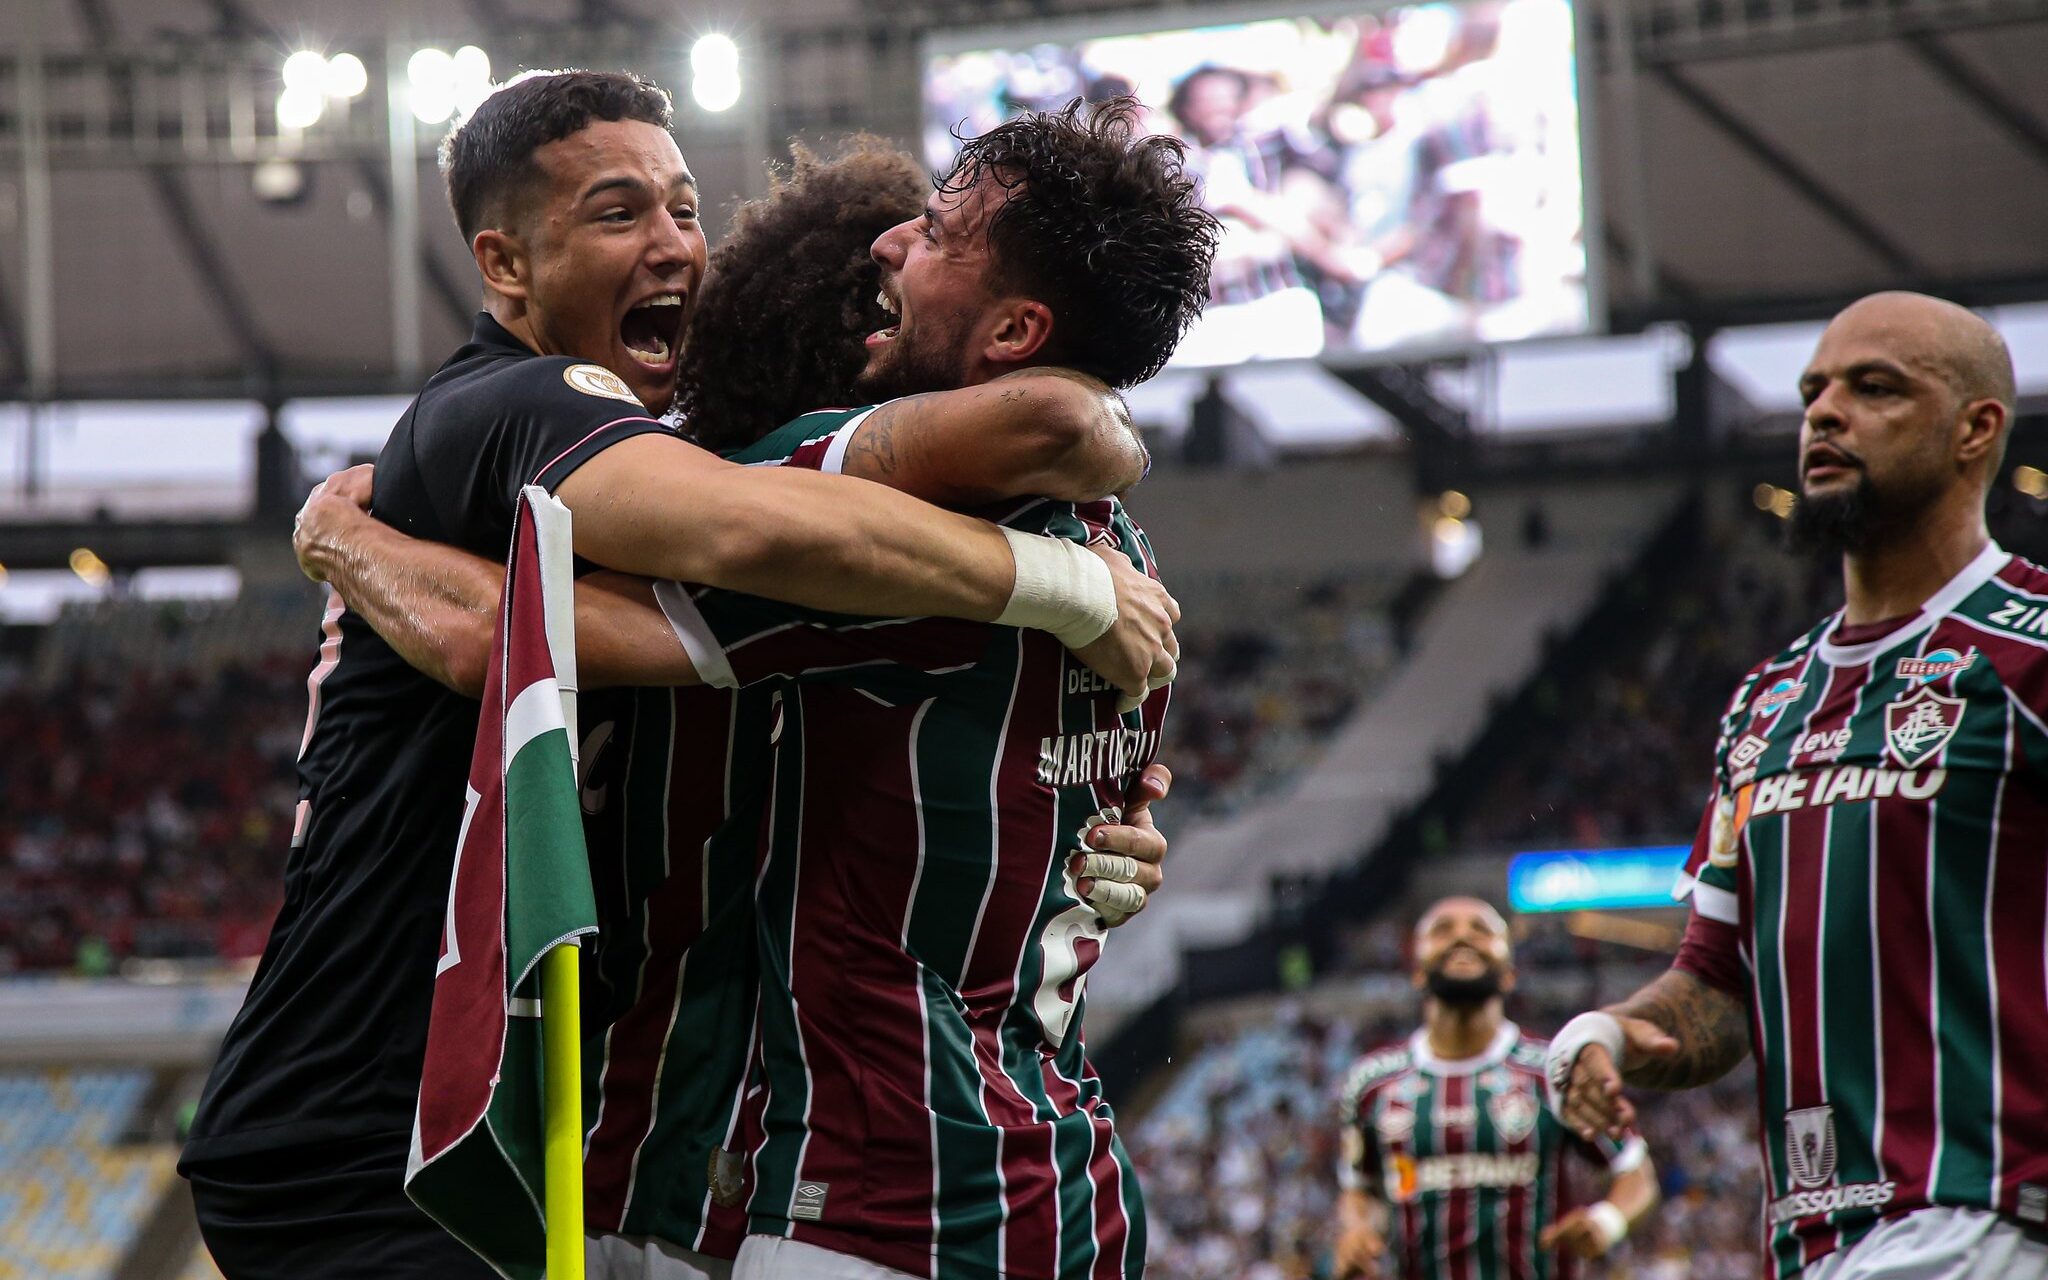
[179, 73, 1177, 1280]
[1335, 897, 1659, 1280]
[1546, 292, 2045, 1279]
[295, 105, 1213, 1280]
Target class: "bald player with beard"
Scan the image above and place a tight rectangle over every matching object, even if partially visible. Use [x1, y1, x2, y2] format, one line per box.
[1548, 292, 2048, 1280]
[1336, 898, 1659, 1280]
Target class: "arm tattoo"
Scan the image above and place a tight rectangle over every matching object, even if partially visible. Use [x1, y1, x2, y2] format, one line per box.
[847, 413, 900, 475]
[1609, 969, 1751, 1090]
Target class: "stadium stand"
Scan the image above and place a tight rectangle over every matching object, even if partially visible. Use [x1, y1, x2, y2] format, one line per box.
[0, 596, 310, 973]
[0, 1069, 177, 1280]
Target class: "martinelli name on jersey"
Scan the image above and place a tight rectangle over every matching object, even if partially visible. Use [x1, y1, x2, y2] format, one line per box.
[1676, 543, 2048, 1280]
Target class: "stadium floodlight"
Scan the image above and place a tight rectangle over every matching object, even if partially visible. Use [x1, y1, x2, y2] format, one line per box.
[452, 45, 494, 118]
[408, 47, 458, 124]
[276, 84, 326, 130]
[690, 34, 742, 112]
[68, 548, 110, 587]
[282, 51, 329, 94]
[323, 52, 369, 100]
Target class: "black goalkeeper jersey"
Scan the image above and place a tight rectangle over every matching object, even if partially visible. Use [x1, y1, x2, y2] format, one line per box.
[182, 314, 671, 1165]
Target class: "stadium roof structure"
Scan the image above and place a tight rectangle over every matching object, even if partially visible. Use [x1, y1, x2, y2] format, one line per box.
[0, 0, 2044, 401]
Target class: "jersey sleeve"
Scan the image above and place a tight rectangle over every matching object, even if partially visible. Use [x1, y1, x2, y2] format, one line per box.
[722, 406, 877, 472]
[1337, 1084, 1382, 1196]
[412, 357, 672, 535]
[1669, 667, 1761, 1000]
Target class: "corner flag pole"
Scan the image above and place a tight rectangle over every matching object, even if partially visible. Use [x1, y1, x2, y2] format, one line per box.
[541, 942, 584, 1279]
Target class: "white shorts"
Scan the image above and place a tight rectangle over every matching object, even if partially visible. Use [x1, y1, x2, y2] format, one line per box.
[732, 1235, 920, 1280]
[588, 1231, 734, 1280]
[1804, 1207, 2048, 1280]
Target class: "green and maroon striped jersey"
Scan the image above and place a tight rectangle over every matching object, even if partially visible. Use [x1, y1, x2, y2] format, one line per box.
[1341, 1024, 1639, 1280]
[659, 496, 1166, 1280]
[1674, 542, 2048, 1278]
[579, 407, 877, 1257]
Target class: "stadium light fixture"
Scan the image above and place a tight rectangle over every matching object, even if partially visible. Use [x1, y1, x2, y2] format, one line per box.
[276, 84, 326, 131]
[408, 47, 457, 124]
[691, 34, 742, 113]
[282, 51, 329, 94]
[324, 52, 369, 100]
[68, 548, 110, 587]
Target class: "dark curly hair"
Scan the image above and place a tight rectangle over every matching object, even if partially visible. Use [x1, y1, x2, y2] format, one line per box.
[439, 69, 673, 245]
[940, 96, 1219, 387]
[676, 137, 929, 452]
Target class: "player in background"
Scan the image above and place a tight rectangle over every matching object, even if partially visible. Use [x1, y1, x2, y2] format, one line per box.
[1335, 898, 1658, 1280]
[1546, 292, 2046, 1280]
[182, 72, 1177, 1280]
[293, 108, 1213, 1280]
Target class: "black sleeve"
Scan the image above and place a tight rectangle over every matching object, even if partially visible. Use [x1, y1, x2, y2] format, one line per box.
[412, 357, 674, 545]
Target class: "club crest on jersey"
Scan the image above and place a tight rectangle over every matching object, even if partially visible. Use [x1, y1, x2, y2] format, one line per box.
[1786, 1105, 1838, 1189]
[1752, 678, 1806, 718]
[1377, 1102, 1418, 1144]
[1727, 733, 1772, 785]
[1896, 647, 1976, 685]
[1488, 1087, 1539, 1143]
[1885, 687, 1965, 768]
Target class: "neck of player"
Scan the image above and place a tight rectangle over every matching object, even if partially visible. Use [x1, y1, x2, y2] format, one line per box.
[1840, 489, 1990, 627]
[1426, 996, 1504, 1061]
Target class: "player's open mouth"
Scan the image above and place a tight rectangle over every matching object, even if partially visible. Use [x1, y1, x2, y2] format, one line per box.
[867, 287, 901, 347]
[621, 293, 687, 369]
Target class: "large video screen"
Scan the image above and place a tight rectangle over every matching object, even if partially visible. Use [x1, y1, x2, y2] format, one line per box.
[923, 0, 1595, 367]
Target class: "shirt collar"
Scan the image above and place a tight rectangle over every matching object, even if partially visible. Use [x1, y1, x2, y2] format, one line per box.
[1407, 1021, 1519, 1076]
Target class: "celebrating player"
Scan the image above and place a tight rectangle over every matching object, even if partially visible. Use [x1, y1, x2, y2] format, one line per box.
[1335, 897, 1658, 1280]
[1546, 291, 2044, 1279]
[295, 104, 1215, 1280]
[180, 72, 1179, 1280]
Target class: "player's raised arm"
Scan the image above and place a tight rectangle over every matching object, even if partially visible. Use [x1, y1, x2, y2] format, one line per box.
[839, 368, 1147, 505]
[554, 432, 1176, 698]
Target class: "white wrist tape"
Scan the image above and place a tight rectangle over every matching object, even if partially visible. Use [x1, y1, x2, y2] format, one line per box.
[1085, 879, 1146, 924]
[995, 528, 1118, 649]
[1586, 1200, 1630, 1250]
[1545, 1012, 1624, 1117]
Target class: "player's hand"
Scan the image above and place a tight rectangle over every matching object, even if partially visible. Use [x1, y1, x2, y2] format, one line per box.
[1071, 764, 1172, 925]
[1073, 546, 1179, 706]
[293, 464, 377, 584]
[1333, 1222, 1386, 1278]
[1539, 1207, 1619, 1259]
[1559, 1017, 1678, 1142]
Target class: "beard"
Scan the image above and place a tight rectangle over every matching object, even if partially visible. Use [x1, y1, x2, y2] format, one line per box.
[1425, 962, 1503, 1007]
[1787, 460, 1946, 559]
[852, 318, 971, 404]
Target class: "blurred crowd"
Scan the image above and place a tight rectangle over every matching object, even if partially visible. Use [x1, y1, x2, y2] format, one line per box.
[1131, 992, 1763, 1280]
[1466, 521, 1840, 851]
[925, 0, 1589, 361]
[0, 647, 301, 973]
[1160, 573, 1398, 820]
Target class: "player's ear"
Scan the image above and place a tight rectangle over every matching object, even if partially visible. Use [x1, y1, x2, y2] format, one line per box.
[984, 298, 1055, 369]
[1955, 397, 2007, 468]
[473, 227, 531, 302]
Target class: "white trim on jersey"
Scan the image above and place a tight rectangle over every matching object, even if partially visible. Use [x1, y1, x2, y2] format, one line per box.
[818, 407, 877, 475]
[1817, 542, 2008, 667]
[1693, 879, 1740, 925]
[653, 582, 739, 689]
[1406, 1021, 1519, 1076]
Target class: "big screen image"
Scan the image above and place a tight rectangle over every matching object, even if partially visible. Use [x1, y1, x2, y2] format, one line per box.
[924, 0, 1593, 366]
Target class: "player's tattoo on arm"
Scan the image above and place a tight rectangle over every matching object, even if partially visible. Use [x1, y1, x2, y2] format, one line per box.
[1609, 969, 1750, 1089]
[846, 412, 901, 476]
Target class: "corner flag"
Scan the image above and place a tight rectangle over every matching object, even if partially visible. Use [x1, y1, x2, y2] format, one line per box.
[407, 485, 594, 1280]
